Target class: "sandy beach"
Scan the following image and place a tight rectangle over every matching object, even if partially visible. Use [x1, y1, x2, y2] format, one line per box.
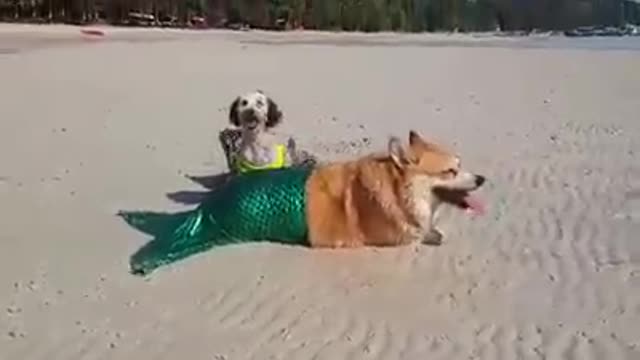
[1, 24, 639, 359]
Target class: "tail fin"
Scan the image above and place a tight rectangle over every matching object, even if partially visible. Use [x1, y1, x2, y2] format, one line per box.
[118, 166, 312, 275]
[119, 209, 221, 276]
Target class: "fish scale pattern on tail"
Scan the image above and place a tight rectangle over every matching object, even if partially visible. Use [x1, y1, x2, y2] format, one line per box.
[121, 167, 313, 275]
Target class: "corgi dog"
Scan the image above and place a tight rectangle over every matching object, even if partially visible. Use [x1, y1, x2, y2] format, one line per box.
[305, 130, 486, 248]
[123, 130, 487, 275]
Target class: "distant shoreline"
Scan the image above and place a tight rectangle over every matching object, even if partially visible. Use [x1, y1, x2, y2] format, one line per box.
[1, 21, 638, 38]
[1, 22, 639, 53]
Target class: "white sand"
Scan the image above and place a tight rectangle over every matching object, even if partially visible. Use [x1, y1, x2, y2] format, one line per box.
[1, 24, 639, 359]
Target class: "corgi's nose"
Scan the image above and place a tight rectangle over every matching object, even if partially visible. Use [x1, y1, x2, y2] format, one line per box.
[475, 175, 486, 187]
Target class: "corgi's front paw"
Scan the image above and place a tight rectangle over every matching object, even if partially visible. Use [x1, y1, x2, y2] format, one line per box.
[421, 229, 443, 246]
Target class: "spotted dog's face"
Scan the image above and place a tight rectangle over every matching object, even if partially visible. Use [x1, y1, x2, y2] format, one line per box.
[228, 90, 282, 136]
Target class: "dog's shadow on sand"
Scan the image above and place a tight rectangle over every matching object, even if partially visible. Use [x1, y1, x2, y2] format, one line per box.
[165, 172, 234, 205]
[120, 172, 230, 237]
[118, 172, 230, 239]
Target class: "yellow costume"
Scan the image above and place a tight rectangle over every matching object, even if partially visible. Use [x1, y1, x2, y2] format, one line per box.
[233, 144, 288, 174]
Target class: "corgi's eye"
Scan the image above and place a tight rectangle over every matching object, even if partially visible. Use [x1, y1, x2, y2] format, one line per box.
[241, 99, 248, 106]
[445, 168, 458, 176]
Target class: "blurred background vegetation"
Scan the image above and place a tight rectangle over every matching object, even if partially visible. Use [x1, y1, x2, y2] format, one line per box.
[1, 0, 639, 32]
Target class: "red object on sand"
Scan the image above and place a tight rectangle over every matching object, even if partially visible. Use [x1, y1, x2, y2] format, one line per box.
[80, 28, 105, 37]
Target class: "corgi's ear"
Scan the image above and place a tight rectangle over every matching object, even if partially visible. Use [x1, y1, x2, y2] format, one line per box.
[408, 130, 427, 147]
[388, 136, 410, 168]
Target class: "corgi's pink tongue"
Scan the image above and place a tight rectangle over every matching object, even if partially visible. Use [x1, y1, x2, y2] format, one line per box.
[464, 195, 486, 216]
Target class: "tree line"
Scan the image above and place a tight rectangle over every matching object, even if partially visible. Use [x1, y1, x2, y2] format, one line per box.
[1, 0, 638, 32]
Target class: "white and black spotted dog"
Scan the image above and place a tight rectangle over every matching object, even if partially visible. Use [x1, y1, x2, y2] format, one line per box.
[218, 90, 317, 174]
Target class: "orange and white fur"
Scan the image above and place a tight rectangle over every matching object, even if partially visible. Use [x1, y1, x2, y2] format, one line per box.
[305, 130, 486, 248]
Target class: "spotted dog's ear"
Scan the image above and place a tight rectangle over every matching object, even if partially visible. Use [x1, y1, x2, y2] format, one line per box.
[228, 96, 241, 127]
[266, 97, 283, 128]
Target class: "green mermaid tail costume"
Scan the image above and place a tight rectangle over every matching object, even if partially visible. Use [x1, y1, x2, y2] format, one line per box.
[120, 167, 312, 275]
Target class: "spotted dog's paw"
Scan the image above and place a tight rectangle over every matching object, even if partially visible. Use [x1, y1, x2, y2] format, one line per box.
[218, 128, 242, 172]
[286, 137, 319, 168]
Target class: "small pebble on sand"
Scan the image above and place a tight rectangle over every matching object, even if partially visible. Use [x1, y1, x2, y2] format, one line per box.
[27, 280, 38, 291]
[6, 305, 21, 315]
[7, 330, 25, 339]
